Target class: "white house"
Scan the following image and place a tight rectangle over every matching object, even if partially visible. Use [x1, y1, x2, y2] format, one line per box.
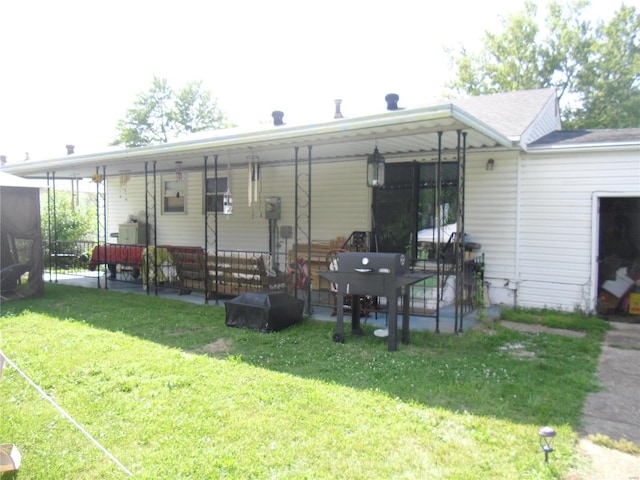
[3, 88, 639, 313]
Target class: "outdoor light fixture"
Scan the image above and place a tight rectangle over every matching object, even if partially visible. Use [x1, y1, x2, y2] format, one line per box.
[486, 158, 495, 171]
[538, 426, 556, 463]
[367, 146, 385, 187]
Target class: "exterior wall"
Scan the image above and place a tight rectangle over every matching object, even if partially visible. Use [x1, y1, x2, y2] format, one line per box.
[104, 145, 639, 313]
[516, 147, 640, 311]
[106, 158, 372, 251]
[465, 152, 519, 306]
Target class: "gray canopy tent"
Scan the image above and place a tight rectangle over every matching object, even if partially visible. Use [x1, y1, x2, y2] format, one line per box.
[0, 171, 44, 301]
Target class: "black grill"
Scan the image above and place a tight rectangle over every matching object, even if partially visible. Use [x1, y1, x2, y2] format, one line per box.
[319, 252, 431, 351]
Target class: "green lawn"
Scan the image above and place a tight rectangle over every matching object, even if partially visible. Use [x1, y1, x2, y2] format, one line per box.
[0, 284, 608, 479]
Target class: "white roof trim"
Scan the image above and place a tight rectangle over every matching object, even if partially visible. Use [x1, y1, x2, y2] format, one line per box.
[1, 102, 514, 178]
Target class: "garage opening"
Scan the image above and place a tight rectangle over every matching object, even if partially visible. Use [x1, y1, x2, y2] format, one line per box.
[597, 196, 640, 315]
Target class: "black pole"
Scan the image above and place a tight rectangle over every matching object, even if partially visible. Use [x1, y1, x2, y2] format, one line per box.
[52, 172, 58, 283]
[214, 155, 219, 303]
[459, 131, 467, 333]
[293, 146, 300, 299]
[306, 145, 313, 315]
[46, 172, 52, 283]
[102, 165, 108, 290]
[435, 131, 442, 334]
[144, 162, 150, 292]
[152, 161, 158, 295]
[95, 167, 102, 289]
[203, 156, 210, 304]
[454, 130, 461, 333]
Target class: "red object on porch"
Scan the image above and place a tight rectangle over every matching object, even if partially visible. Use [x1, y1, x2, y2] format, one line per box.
[88, 244, 146, 271]
[88, 244, 205, 272]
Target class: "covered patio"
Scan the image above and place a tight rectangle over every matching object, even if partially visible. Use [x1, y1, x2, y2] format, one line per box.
[4, 95, 522, 331]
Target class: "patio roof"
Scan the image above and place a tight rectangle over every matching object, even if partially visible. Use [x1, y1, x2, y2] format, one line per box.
[2, 95, 537, 180]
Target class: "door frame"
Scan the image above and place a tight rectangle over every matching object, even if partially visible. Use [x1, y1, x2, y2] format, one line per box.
[591, 191, 640, 312]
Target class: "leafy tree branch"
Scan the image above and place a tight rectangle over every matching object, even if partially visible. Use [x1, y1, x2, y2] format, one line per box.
[112, 76, 234, 148]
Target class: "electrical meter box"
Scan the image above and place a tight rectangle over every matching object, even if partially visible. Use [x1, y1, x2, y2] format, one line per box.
[265, 197, 281, 220]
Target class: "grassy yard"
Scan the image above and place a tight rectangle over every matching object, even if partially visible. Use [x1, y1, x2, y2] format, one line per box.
[0, 284, 609, 479]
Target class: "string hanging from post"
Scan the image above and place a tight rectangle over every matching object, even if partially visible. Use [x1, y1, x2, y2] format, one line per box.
[247, 154, 260, 218]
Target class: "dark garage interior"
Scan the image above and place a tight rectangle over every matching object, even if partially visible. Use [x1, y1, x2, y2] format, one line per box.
[598, 196, 640, 316]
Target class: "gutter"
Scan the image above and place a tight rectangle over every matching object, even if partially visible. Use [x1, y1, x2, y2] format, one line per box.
[526, 142, 640, 153]
[3, 103, 514, 176]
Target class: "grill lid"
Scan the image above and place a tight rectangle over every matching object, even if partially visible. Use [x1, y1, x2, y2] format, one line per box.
[337, 252, 408, 276]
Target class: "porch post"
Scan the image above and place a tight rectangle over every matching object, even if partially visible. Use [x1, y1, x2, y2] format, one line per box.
[52, 172, 58, 283]
[435, 131, 443, 334]
[293, 146, 300, 299]
[454, 130, 462, 332]
[46, 172, 52, 283]
[458, 131, 467, 333]
[306, 145, 313, 315]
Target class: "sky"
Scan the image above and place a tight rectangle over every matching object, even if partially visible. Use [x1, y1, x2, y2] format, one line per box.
[0, 0, 635, 163]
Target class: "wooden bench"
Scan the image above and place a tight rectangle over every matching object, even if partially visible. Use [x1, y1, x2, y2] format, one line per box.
[171, 250, 289, 299]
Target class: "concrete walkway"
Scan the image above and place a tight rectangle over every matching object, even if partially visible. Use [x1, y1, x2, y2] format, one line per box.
[568, 321, 640, 479]
[581, 321, 640, 445]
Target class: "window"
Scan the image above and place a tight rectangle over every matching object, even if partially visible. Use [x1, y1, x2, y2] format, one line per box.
[162, 178, 186, 214]
[204, 177, 229, 213]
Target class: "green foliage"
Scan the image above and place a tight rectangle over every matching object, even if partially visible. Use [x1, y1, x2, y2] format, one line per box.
[500, 307, 610, 338]
[41, 190, 96, 245]
[447, 1, 640, 129]
[0, 285, 612, 478]
[566, 4, 640, 128]
[111, 76, 234, 148]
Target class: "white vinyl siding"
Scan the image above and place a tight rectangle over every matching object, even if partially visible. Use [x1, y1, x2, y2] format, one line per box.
[106, 176, 146, 241]
[103, 144, 639, 312]
[464, 152, 519, 305]
[516, 148, 640, 310]
[519, 94, 561, 147]
[105, 159, 371, 251]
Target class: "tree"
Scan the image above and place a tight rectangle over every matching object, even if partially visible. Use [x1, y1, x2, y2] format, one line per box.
[111, 77, 234, 148]
[446, 1, 640, 129]
[449, 2, 547, 95]
[42, 190, 96, 246]
[567, 5, 640, 128]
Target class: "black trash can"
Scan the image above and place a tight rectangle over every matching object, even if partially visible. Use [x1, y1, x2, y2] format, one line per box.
[225, 292, 304, 332]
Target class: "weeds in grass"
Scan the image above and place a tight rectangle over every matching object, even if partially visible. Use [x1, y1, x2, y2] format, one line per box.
[589, 434, 640, 455]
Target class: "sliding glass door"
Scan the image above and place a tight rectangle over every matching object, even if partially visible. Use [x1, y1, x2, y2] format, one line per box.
[372, 162, 459, 258]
